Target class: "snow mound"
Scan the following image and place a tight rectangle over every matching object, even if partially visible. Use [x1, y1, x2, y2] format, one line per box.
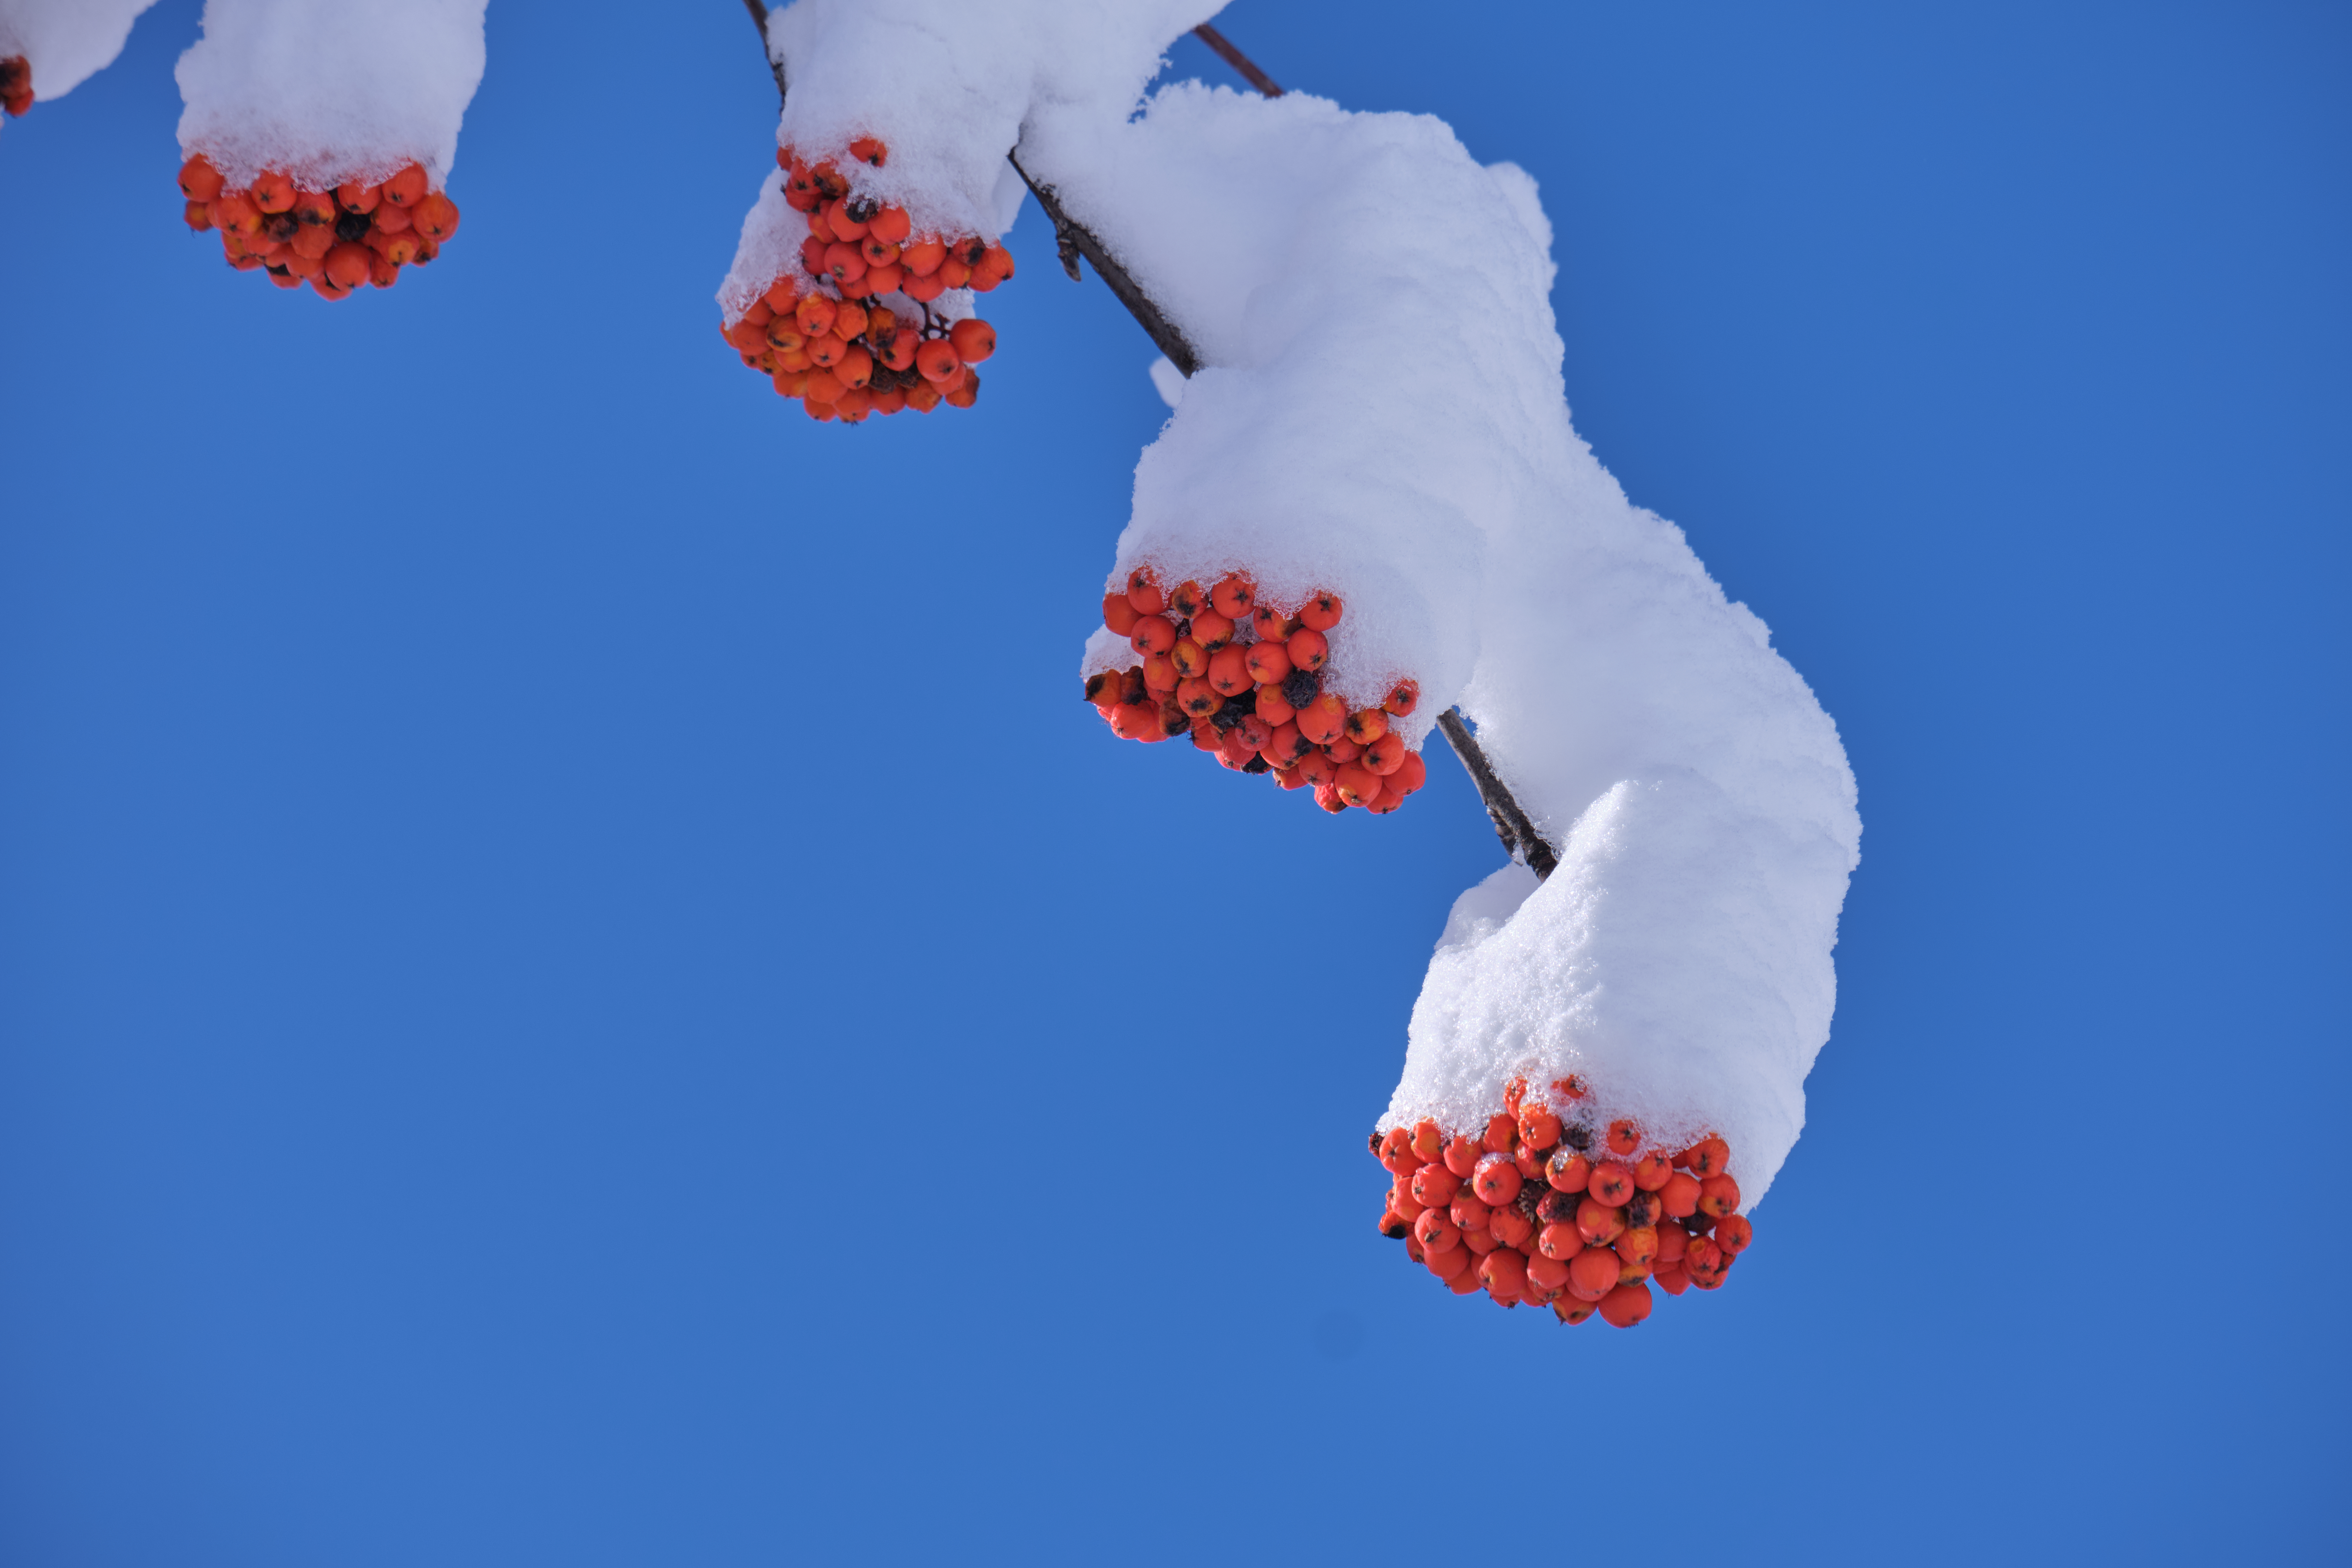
[174, 0, 486, 190]
[0, 0, 160, 102]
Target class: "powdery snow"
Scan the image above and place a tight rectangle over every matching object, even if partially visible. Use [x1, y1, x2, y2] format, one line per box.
[0, 0, 160, 102]
[1043, 82, 1858, 1208]
[174, 0, 486, 190]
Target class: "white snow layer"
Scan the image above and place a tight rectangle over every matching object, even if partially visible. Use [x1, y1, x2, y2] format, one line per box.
[174, 0, 486, 190]
[1046, 85, 1858, 1207]
[0, 0, 159, 101]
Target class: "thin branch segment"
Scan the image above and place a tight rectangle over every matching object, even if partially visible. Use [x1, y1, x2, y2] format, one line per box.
[1192, 24, 1283, 98]
[1436, 709, 1560, 880]
[739, 0, 787, 103]
[1006, 148, 1201, 376]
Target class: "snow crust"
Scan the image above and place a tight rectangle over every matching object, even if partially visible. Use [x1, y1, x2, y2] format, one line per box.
[1046, 83, 1858, 1207]
[174, 0, 486, 190]
[0, 0, 159, 101]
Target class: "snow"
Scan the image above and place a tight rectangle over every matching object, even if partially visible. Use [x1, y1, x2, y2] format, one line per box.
[0, 0, 160, 101]
[1040, 81, 1858, 1207]
[761, 0, 1215, 244]
[174, 0, 487, 190]
[729, 2, 1861, 1207]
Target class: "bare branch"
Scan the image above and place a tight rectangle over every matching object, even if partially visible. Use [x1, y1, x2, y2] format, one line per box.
[1004, 149, 1201, 376]
[1436, 710, 1560, 880]
[1192, 24, 1283, 98]
[739, 0, 787, 105]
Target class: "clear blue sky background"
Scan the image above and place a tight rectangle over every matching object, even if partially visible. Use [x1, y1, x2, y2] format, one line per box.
[3, 2, 2346, 1562]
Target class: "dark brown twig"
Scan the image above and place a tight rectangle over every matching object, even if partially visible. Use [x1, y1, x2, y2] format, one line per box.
[1004, 150, 1201, 375]
[740, 0, 787, 104]
[1192, 24, 1283, 98]
[1436, 710, 1560, 879]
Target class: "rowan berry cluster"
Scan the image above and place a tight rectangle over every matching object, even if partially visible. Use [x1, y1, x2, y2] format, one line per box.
[721, 139, 1010, 423]
[175, 155, 455, 300]
[1, 56, 30, 118]
[1374, 1077, 1752, 1326]
[1087, 569, 1428, 814]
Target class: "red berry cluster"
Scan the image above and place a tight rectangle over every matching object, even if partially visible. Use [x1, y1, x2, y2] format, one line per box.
[1087, 569, 1429, 814]
[175, 155, 455, 300]
[1374, 1077, 1753, 1327]
[1, 56, 30, 118]
[721, 138, 1011, 423]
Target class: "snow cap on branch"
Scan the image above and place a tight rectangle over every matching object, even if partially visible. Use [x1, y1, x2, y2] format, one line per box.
[174, 0, 487, 190]
[0, 0, 161, 102]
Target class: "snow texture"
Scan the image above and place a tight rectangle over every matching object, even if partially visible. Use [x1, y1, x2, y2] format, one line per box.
[174, 0, 486, 190]
[0, 0, 159, 101]
[1046, 84, 1858, 1207]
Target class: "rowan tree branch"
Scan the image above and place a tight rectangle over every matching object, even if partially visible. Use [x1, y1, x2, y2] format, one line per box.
[1437, 710, 1560, 880]
[1192, 24, 1283, 98]
[735, 10, 1556, 875]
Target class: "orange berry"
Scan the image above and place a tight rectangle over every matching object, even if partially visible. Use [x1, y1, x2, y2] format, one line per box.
[1587, 1162, 1633, 1206]
[1470, 1155, 1521, 1208]
[381, 163, 429, 207]
[1382, 679, 1419, 717]
[1293, 750, 1337, 789]
[1188, 610, 1234, 649]
[1409, 1163, 1458, 1209]
[1477, 1248, 1527, 1300]
[249, 170, 296, 213]
[800, 369, 846, 406]
[1084, 670, 1125, 708]
[902, 378, 943, 413]
[827, 202, 870, 243]
[288, 224, 335, 261]
[1344, 708, 1388, 746]
[1128, 614, 1176, 657]
[868, 205, 911, 244]
[1209, 574, 1255, 618]
[1243, 640, 1292, 685]
[836, 346, 874, 389]
[1554, 1296, 1598, 1324]
[1107, 702, 1163, 742]
[1615, 1226, 1658, 1272]
[1378, 1208, 1409, 1240]
[1597, 1280, 1654, 1328]
[949, 318, 996, 362]
[1296, 692, 1346, 745]
[1103, 591, 1142, 637]
[211, 193, 262, 237]
[1684, 1137, 1730, 1177]
[1652, 1265, 1690, 1295]
[1410, 1119, 1443, 1162]
[1251, 684, 1295, 729]
[1574, 1197, 1625, 1247]
[1174, 678, 1219, 718]
[1170, 638, 1208, 679]
[1537, 1222, 1583, 1262]
[371, 198, 413, 235]
[323, 242, 371, 290]
[847, 135, 887, 166]
[823, 242, 867, 289]
[1206, 645, 1251, 696]
[1485, 1204, 1534, 1249]
[937, 254, 972, 289]
[1715, 1213, 1754, 1254]
[1606, 1120, 1642, 1157]
[1545, 1149, 1591, 1192]
[1483, 1114, 1517, 1152]
[795, 294, 837, 337]
[1412, 1208, 1460, 1254]
[1566, 1247, 1620, 1301]
[863, 262, 904, 295]
[1448, 1191, 1491, 1232]
[1333, 764, 1382, 809]
[1698, 1174, 1742, 1219]
[411, 191, 460, 241]
[1390, 750, 1428, 797]
[764, 320, 806, 354]
[1286, 627, 1329, 673]
[900, 238, 945, 276]
[805, 335, 845, 369]
[915, 340, 963, 384]
[1633, 1151, 1675, 1191]
[183, 201, 214, 232]
[1525, 1253, 1571, 1293]
[1425, 1242, 1473, 1282]
[1516, 1105, 1561, 1151]
[178, 156, 225, 202]
[1166, 580, 1207, 619]
[1377, 1127, 1417, 1173]
[1355, 733, 1404, 776]
[1685, 1237, 1724, 1277]
[1322, 736, 1361, 765]
[1298, 590, 1343, 630]
[1441, 1135, 1483, 1180]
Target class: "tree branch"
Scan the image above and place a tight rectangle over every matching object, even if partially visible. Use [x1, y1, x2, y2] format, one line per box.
[734, 13, 1555, 875]
[1436, 710, 1560, 880]
[739, 0, 787, 105]
[1192, 24, 1283, 98]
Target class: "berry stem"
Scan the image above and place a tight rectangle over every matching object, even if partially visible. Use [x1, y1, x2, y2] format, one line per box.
[1435, 709, 1559, 879]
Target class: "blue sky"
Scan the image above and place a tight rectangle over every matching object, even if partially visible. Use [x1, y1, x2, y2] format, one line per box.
[2, 2, 2346, 1562]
